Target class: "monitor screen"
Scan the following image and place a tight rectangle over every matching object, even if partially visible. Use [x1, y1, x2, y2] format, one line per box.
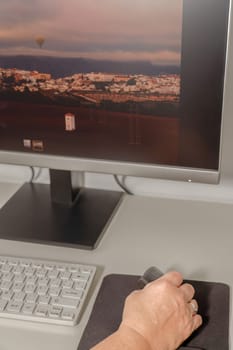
[0, 0, 230, 248]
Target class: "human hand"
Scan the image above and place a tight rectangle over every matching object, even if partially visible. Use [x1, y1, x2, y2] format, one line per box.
[120, 271, 202, 350]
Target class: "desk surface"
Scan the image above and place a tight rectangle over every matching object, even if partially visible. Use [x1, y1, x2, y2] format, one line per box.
[0, 182, 232, 350]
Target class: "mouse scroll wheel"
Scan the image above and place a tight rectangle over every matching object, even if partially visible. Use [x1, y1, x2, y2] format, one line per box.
[137, 266, 163, 289]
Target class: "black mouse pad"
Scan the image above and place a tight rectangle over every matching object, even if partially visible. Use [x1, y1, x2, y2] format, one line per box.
[77, 274, 230, 350]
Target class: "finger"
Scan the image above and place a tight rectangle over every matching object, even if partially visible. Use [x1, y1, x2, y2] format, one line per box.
[160, 271, 183, 287]
[189, 299, 198, 315]
[192, 314, 203, 332]
[180, 283, 195, 302]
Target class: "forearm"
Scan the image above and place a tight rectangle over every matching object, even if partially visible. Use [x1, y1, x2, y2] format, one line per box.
[90, 325, 152, 350]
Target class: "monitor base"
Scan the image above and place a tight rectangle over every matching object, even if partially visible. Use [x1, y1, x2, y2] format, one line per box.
[0, 182, 123, 249]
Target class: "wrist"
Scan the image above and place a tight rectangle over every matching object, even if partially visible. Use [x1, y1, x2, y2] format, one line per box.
[117, 324, 153, 350]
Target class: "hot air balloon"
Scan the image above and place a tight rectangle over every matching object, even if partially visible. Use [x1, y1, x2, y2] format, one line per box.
[35, 36, 45, 48]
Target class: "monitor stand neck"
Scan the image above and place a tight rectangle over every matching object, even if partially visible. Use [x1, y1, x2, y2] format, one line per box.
[49, 169, 83, 206]
[0, 169, 123, 249]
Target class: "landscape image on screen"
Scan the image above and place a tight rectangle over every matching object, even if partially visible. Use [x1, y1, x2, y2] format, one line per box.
[0, 0, 183, 165]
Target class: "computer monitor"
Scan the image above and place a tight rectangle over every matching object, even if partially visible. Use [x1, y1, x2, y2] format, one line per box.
[0, 0, 230, 248]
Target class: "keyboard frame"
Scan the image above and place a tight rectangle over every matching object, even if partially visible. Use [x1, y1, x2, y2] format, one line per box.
[0, 255, 96, 326]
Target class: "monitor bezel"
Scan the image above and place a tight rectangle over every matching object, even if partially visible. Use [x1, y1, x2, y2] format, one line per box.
[0, 0, 231, 186]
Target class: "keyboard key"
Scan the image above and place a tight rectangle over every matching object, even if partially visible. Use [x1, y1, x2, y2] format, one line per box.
[14, 292, 25, 302]
[25, 284, 36, 294]
[51, 296, 80, 308]
[38, 295, 51, 305]
[22, 303, 35, 315]
[6, 300, 23, 313]
[61, 289, 83, 299]
[25, 293, 38, 303]
[0, 299, 7, 311]
[61, 308, 75, 320]
[1, 291, 14, 301]
[0, 281, 12, 291]
[74, 281, 87, 290]
[49, 305, 62, 318]
[35, 304, 49, 317]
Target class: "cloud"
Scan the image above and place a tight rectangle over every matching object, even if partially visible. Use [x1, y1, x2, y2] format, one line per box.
[0, 0, 182, 65]
[0, 0, 57, 26]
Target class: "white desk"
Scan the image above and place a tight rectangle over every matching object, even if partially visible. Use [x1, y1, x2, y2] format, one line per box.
[0, 182, 232, 350]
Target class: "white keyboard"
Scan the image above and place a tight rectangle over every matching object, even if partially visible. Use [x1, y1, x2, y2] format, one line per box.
[0, 255, 96, 326]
